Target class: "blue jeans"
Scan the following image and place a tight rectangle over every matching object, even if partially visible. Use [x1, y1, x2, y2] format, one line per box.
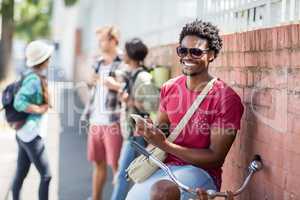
[12, 135, 52, 200]
[125, 165, 217, 200]
[111, 136, 146, 200]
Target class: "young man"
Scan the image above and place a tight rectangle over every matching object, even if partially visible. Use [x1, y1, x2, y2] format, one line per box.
[126, 20, 244, 200]
[111, 38, 158, 200]
[87, 26, 123, 200]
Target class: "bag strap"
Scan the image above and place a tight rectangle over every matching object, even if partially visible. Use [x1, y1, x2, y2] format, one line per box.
[167, 77, 218, 142]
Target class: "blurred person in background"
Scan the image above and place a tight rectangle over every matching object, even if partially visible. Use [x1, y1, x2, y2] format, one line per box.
[111, 38, 159, 200]
[86, 26, 123, 200]
[11, 40, 53, 200]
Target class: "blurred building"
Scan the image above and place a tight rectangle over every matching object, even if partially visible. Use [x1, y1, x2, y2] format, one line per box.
[52, 0, 300, 80]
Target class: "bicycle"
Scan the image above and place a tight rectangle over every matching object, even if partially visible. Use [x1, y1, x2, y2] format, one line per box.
[130, 140, 263, 199]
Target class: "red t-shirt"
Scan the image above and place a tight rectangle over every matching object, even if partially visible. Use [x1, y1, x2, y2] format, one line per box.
[159, 75, 244, 190]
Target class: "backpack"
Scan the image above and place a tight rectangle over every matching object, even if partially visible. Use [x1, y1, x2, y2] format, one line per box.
[125, 66, 159, 116]
[1, 75, 29, 129]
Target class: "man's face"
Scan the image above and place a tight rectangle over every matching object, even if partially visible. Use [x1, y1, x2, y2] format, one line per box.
[97, 32, 116, 53]
[179, 35, 214, 76]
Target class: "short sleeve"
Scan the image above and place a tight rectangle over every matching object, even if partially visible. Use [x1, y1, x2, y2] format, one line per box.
[211, 94, 244, 130]
[14, 75, 41, 112]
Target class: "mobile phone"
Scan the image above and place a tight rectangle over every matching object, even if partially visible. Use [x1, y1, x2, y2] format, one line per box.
[130, 114, 149, 124]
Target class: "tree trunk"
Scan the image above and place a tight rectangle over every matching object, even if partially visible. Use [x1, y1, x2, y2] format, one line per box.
[0, 0, 14, 81]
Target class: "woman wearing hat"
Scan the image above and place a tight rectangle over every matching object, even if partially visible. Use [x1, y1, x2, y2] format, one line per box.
[11, 40, 53, 200]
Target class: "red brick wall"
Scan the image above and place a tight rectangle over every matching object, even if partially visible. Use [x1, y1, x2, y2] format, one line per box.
[145, 24, 300, 200]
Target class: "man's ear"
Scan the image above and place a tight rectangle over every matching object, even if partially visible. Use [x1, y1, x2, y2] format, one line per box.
[208, 51, 215, 63]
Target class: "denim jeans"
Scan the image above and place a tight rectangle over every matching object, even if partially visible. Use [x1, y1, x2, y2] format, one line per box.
[125, 165, 217, 200]
[111, 136, 146, 200]
[12, 135, 52, 200]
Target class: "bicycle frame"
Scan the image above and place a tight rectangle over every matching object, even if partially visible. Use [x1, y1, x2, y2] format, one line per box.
[130, 140, 263, 199]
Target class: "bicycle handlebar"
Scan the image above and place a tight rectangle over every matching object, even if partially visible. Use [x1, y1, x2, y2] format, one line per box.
[130, 141, 263, 199]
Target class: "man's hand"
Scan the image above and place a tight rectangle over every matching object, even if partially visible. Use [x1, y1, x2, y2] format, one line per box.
[103, 76, 121, 91]
[121, 92, 129, 103]
[135, 118, 168, 149]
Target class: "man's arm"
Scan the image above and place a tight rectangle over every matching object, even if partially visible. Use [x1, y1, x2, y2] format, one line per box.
[103, 76, 122, 92]
[136, 113, 236, 169]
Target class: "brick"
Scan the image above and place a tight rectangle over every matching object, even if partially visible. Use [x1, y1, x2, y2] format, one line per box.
[290, 49, 300, 68]
[291, 24, 299, 48]
[227, 53, 233, 67]
[283, 25, 292, 49]
[238, 52, 245, 67]
[265, 28, 273, 51]
[257, 51, 267, 67]
[287, 113, 300, 134]
[285, 151, 300, 175]
[232, 52, 240, 67]
[259, 68, 288, 89]
[277, 26, 292, 50]
[266, 184, 285, 200]
[272, 28, 278, 50]
[244, 88, 254, 104]
[277, 27, 284, 50]
[244, 52, 258, 67]
[260, 29, 267, 51]
[237, 32, 244, 52]
[288, 68, 300, 92]
[222, 35, 228, 52]
[245, 32, 251, 52]
[271, 49, 291, 68]
[286, 161, 300, 194]
[253, 70, 263, 86]
[284, 132, 300, 154]
[233, 69, 248, 86]
[255, 29, 261, 51]
[247, 70, 254, 87]
[265, 51, 273, 67]
[232, 33, 238, 52]
[288, 92, 300, 115]
[251, 88, 273, 107]
[281, 49, 291, 67]
[249, 30, 255, 51]
[222, 53, 229, 67]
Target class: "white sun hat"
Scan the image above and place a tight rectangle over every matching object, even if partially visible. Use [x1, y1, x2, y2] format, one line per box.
[25, 40, 54, 67]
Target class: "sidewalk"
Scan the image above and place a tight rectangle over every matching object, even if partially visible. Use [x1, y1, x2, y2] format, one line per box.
[0, 112, 60, 200]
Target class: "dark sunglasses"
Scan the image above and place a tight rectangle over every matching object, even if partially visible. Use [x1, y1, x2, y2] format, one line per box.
[176, 46, 210, 59]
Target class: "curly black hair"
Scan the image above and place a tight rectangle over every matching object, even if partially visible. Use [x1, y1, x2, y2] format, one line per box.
[179, 19, 222, 57]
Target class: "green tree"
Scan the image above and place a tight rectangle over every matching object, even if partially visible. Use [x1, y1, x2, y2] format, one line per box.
[0, 0, 78, 81]
[64, 0, 78, 6]
[0, 0, 14, 80]
[14, 0, 52, 42]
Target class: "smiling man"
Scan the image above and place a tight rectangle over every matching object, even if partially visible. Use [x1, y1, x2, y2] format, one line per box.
[126, 20, 244, 200]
